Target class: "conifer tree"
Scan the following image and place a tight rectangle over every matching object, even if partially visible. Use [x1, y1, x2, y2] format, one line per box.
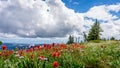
[110, 37, 115, 40]
[67, 35, 74, 44]
[0, 41, 2, 45]
[87, 20, 101, 41]
[83, 32, 87, 42]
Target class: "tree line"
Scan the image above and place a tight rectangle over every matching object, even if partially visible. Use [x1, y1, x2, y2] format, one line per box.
[67, 19, 118, 44]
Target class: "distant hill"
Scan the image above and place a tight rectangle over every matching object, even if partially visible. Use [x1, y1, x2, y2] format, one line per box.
[0, 43, 31, 50]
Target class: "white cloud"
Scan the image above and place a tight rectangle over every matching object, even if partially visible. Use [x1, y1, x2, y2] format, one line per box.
[83, 3, 120, 39]
[0, 33, 19, 38]
[107, 3, 120, 12]
[0, 0, 85, 38]
[0, 0, 120, 40]
[101, 22, 118, 37]
[84, 5, 118, 21]
[73, 2, 79, 5]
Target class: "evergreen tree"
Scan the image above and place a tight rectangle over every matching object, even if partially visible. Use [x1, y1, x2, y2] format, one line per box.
[87, 20, 101, 41]
[110, 37, 115, 40]
[67, 35, 74, 44]
[83, 32, 87, 42]
[0, 41, 2, 45]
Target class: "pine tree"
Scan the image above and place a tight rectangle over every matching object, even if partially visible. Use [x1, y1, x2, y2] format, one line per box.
[67, 35, 74, 44]
[83, 32, 87, 42]
[110, 37, 115, 40]
[87, 20, 101, 41]
[0, 41, 2, 45]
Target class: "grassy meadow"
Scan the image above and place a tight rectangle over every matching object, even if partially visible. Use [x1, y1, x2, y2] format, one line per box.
[0, 41, 120, 68]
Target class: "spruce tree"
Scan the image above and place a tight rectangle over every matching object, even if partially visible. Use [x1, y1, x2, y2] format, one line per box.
[83, 32, 87, 42]
[87, 20, 101, 41]
[67, 35, 74, 44]
[0, 41, 2, 45]
[110, 37, 115, 40]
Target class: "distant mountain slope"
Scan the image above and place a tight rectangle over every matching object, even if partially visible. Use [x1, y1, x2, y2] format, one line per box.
[0, 43, 30, 50]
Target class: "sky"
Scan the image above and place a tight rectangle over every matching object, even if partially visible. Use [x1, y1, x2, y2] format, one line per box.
[0, 0, 120, 44]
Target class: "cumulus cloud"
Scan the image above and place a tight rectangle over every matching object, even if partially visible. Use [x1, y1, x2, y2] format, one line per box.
[0, 0, 85, 38]
[107, 3, 120, 12]
[84, 3, 120, 39]
[0, 0, 120, 39]
[84, 5, 118, 21]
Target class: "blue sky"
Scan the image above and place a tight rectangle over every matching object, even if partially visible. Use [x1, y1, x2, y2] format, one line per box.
[62, 0, 120, 12]
[0, 0, 120, 44]
[62, 0, 120, 19]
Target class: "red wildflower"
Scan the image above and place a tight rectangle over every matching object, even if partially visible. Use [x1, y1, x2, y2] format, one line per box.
[34, 46, 39, 50]
[53, 61, 59, 68]
[8, 50, 13, 54]
[41, 55, 44, 58]
[27, 48, 33, 52]
[52, 52, 57, 57]
[30, 54, 34, 59]
[2, 45, 7, 50]
[44, 43, 47, 48]
[56, 51, 61, 57]
[18, 50, 23, 56]
[38, 55, 47, 61]
[39, 46, 43, 50]
[52, 51, 61, 58]
[47, 45, 52, 49]
[54, 48, 58, 51]
[52, 43, 55, 47]
[79, 45, 85, 49]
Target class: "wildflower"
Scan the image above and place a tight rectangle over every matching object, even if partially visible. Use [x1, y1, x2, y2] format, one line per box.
[56, 51, 61, 57]
[26, 48, 33, 52]
[40, 55, 45, 60]
[80, 49, 84, 52]
[53, 61, 59, 68]
[15, 54, 20, 58]
[79, 45, 85, 49]
[44, 43, 47, 48]
[18, 50, 23, 56]
[8, 50, 13, 54]
[52, 51, 61, 58]
[2, 45, 7, 50]
[79, 45, 85, 52]
[52, 43, 55, 47]
[39, 46, 43, 50]
[0, 52, 2, 55]
[30, 54, 34, 59]
[38, 55, 48, 61]
[52, 52, 56, 57]
[19, 56, 24, 59]
[34, 46, 39, 50]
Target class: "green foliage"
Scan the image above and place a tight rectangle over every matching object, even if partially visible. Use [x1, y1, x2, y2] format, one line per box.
[83, 32, 87, 42]
[67, 35, 74, 44]
[0, 41, 2, 45]
[87, 20, 102, 41]
[110, 37, 115, 40]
